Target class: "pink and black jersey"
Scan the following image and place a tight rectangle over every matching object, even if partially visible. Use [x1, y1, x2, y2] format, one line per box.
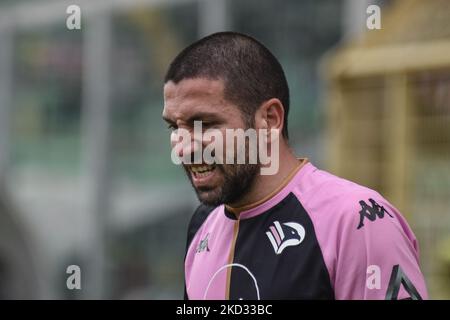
[184, 161, 428, 300]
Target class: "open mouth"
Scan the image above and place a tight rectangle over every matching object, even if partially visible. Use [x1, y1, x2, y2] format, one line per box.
[190, 164, 217, 179]
[187, 164, 222, 188]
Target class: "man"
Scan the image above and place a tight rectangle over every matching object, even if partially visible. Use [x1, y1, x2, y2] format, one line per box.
[162, 32, 428, 300]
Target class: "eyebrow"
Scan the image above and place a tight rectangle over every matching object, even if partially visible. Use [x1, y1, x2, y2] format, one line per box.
[162, 111, 222, 125]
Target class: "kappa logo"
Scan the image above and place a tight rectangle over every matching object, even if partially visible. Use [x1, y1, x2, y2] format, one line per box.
[357, 198, 393, 229]
[265, 221, 305, 255]
[196, 233, 210, 253]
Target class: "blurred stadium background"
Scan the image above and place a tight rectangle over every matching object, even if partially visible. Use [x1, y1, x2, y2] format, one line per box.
[0, 0, 448, 299]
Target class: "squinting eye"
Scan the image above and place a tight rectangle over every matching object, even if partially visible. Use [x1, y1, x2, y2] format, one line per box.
[202, 122, 213, 129]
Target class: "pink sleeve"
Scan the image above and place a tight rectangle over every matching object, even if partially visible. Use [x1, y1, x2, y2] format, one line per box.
[333, 193, 428, 300]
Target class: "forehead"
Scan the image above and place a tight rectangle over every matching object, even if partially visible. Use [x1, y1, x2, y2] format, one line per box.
[164, 78, 224, 101]
[163, 78, 231, 119]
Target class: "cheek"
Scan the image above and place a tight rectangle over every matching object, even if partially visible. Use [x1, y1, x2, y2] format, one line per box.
[219, 163, 235, 177]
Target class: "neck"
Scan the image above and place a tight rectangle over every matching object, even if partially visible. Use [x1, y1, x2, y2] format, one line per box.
[227, 146, 302, 210]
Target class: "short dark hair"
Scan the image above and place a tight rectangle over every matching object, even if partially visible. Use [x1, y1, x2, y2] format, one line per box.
[164, 32, 290, 139]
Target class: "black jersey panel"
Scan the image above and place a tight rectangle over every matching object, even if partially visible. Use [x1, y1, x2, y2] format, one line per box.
[229, 192, 335, 300]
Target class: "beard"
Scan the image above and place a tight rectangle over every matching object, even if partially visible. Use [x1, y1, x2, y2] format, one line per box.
[182, 115, 260, 207]
[183, 162, 260, 207]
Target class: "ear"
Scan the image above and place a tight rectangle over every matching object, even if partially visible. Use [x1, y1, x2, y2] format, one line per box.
[255, 98, 285, 134]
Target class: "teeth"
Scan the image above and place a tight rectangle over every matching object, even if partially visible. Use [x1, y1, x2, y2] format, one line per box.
[197, 171, 213, 178]
[191, 165, 215, 173]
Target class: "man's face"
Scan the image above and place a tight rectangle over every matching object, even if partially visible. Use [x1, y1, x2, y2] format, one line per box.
[163, 78, 259, 206]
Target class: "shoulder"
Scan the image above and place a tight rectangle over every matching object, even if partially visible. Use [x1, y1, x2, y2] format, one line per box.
[294, 168, 415, 242]
[292, 167, 427, 299]
[299, 168, 418, 254]
[296, 167, 391, 220]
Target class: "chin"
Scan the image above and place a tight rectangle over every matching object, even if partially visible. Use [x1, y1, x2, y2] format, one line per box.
[197, 189, 223, 207]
